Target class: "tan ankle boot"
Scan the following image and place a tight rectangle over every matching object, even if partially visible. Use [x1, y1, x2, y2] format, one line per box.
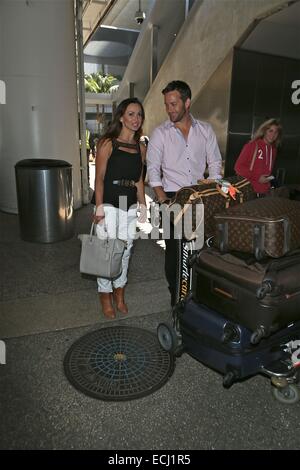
[113, 287, 128, 314]
[99, 293, 116, 319]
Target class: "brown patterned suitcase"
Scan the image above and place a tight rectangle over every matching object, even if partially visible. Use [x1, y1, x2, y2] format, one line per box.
[214, 198, 300, 259]
[168, 176, 256, 240]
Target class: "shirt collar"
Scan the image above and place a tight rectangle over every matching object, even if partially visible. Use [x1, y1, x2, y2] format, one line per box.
[164, 113, 197, 129]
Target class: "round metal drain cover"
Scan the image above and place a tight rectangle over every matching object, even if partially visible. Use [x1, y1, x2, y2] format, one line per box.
[64, 326, 174, 401]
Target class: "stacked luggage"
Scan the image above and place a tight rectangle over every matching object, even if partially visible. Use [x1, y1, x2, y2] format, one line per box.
[168, 176, 256, 239]
[167, 176, 257, 301]
[159, 179, 300, 395]
[171, 180, 300, 339]
[190, 195, 300, 340]
[191, 246, 300, 342]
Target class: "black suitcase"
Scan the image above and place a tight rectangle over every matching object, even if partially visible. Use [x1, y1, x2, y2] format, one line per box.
[178, 297, 300, 386]
[191, 247, 300, 341]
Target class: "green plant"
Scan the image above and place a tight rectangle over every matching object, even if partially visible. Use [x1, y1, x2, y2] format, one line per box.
[84, 72, 119, 93]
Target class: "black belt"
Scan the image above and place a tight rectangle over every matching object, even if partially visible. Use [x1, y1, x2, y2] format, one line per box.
[112, 179, 136, 188]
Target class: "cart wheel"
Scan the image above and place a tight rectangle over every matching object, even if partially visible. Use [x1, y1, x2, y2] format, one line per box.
[272, 384, 300, 405]
[157, 322, 179, 353]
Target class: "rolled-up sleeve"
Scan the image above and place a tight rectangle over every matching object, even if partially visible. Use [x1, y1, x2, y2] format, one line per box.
[205, 124, 223, 179]
[146, 128, 164, 188]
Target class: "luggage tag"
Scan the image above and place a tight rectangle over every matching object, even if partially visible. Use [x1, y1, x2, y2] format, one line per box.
[216, 179, 239, 201]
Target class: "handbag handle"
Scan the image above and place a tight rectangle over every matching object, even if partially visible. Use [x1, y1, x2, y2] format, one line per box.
[89, 222, 95, 239]
[90, 213, 127, 246]
[90, 221, 109, 241]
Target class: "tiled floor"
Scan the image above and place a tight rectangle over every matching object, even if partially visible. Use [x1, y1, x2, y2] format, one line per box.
[0, 201, 169, 338]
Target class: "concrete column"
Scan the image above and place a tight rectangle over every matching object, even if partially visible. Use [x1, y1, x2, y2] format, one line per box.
[129, 82, 135, 98]
[150, 25, 158, 85]
[185, 0, 189, 19]
[0, 0, 81, 213]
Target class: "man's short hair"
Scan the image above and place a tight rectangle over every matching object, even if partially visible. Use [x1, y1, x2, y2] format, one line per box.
[162, 80, 192, 102]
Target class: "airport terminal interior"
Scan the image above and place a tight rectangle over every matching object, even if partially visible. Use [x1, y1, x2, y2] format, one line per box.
[1, 0, 300, 452]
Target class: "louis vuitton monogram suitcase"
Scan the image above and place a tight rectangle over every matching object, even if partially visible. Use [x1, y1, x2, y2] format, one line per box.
[168, 176, 256, 239]
[214, 198, 300, 259]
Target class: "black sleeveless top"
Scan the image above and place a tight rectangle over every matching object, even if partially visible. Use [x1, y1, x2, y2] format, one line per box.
[102, 139, 142, 210]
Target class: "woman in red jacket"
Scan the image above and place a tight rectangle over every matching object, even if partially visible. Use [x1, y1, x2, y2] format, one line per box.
[234, 118, 282, 196]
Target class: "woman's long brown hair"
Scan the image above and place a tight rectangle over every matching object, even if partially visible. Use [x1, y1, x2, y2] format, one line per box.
[99, 98, 145, 146]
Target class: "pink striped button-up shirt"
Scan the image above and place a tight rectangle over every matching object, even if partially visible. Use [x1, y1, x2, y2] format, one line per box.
[147, 116, 222, 192]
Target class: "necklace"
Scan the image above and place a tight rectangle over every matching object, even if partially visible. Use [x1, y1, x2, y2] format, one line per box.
[117, 137, 136, 145]
[116, 138, 137, 149]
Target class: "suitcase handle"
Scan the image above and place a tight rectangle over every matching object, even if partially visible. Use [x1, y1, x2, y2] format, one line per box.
[217, 222, 228, 253]
[254, 224, 265, 260]
[256, 280, 273, 299]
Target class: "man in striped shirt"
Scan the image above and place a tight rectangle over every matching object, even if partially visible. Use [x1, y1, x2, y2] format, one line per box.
[147, 80, 222, 306]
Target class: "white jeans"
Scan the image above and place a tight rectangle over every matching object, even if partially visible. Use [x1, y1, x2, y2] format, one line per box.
[96, 205, 137, 293]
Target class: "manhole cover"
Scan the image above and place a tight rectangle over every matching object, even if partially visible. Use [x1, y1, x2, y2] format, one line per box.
[64, 326, 174, 401]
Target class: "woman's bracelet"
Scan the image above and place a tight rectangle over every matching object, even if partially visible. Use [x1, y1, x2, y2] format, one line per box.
[95, 205, 104, 216]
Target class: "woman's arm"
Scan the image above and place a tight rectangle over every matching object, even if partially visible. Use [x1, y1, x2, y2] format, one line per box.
[136, 144, 147, 222]
[93, 139, 112, 224]
[234, 141, 256, 181]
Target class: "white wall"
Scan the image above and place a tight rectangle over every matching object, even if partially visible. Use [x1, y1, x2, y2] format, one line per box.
[0, 0, 81, 213]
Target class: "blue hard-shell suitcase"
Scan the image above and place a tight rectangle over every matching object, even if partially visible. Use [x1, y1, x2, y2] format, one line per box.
[179, 298, 300, 386]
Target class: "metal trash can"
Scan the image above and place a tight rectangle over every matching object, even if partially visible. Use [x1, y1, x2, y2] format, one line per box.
[15, 159, 74, 243]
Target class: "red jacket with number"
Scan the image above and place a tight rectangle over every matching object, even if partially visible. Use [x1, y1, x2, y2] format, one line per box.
[234, 138, 277, 194]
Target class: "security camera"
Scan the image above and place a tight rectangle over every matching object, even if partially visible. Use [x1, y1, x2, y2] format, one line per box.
[135, 9, 146, 24]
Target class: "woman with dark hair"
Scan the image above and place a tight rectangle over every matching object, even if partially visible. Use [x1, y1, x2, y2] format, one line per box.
[94, 98, 147, 319]
[234, 118, 282, 196]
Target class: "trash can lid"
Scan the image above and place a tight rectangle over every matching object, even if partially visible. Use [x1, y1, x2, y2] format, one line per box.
[15, 159, 72, 169]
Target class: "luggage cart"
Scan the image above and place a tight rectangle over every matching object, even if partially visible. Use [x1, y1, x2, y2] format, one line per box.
[158, 251, 300, 405]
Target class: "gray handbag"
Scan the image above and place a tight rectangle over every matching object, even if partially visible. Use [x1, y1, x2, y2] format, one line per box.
[79, 223, 126, 278]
